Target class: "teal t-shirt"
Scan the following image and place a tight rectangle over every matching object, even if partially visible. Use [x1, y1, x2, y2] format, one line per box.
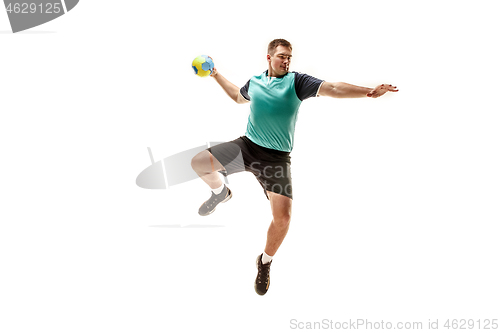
[240, 70, 324, 152]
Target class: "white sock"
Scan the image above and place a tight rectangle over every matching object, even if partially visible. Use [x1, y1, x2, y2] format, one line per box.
[212, 183, 225, 195]
[261, 252, 273, 264]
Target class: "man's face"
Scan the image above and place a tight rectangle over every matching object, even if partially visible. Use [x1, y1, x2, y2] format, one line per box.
[268, 45, 292, 76]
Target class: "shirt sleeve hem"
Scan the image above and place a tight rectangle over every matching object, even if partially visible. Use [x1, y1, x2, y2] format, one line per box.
[239, 90, 251, 101]
[316, 81, 326, 97]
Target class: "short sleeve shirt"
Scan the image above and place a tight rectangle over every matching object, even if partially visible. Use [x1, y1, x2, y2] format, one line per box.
[240, 70, 324, 152]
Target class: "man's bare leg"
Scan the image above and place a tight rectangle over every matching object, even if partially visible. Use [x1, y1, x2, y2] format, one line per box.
[264, 191, 292, 256]
[191, 150, 225, 189]
[255, 191, 292, 295]
[191, 150, 231, 216]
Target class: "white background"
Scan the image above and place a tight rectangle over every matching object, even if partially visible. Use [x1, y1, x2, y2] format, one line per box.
[1, 0, 499, 332]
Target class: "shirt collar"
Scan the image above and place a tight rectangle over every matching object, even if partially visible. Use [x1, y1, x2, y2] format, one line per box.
[265, 69, 288, 79]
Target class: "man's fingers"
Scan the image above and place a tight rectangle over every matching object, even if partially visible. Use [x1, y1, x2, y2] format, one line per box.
[367, 84, 398, 97]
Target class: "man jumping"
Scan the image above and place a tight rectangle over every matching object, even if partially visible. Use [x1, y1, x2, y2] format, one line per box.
[191, 39, 398, 296]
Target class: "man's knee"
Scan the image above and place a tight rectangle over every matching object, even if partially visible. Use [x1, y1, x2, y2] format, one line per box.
[191, 150, 220, 175]
[273, 211, 291, 228]
[191, 151, 207, 172]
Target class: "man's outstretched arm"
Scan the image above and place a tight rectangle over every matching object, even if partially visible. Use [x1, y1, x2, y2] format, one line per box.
[318, 82, 398, 98]
[210, 68, 249, 104]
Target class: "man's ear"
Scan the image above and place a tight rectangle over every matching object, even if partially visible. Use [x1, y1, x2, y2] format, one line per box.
[266, 54, 271, 62]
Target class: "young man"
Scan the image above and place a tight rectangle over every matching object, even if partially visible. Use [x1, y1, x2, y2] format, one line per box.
[191, 39, 398, 296]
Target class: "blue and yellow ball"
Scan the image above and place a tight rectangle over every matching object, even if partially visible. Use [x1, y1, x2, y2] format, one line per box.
[192, 55, 214, 77]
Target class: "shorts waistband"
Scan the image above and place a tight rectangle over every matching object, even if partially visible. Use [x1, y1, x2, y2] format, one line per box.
[241, 136, 291, 158]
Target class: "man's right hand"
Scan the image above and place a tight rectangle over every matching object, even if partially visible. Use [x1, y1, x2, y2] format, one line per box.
[210, 67, 218, 77]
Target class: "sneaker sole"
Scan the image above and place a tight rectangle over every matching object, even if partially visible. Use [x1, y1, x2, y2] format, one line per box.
[198, 190, 232, 216]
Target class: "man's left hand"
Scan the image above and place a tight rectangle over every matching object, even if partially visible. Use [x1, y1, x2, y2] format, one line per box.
[367, 84, 398, 98]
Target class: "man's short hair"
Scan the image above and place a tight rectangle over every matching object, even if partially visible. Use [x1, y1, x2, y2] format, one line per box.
[268, 39, 292, 56]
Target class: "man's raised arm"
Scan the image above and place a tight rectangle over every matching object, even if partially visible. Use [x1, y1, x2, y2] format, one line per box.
[211, 68, 249, 104]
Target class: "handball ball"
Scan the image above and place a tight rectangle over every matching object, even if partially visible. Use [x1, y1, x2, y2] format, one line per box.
[192, 55, 214, 77]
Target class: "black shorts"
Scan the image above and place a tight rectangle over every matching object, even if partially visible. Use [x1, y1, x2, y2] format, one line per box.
[207, 136, 293, 199]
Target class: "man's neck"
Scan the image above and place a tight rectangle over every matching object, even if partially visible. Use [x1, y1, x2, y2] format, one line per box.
[267, 67, 286, 78]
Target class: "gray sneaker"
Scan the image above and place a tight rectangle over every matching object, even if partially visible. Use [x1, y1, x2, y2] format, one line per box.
[198, 185, 232, 216]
